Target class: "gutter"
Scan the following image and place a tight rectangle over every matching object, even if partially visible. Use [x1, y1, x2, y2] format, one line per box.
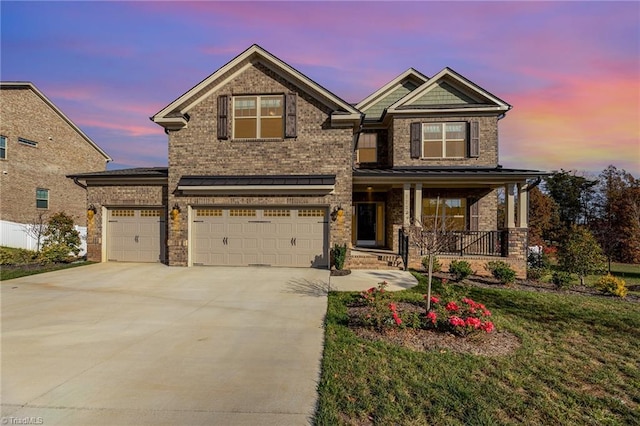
[72, 177, 87, 190]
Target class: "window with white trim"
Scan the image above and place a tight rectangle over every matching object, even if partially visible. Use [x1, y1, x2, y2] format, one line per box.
[357, 133, 377, 163]
[36, 188, 49, 209]
[0, 136, 6, 159]
[422, 122, 466, 158]
[233, 95, 283, 139]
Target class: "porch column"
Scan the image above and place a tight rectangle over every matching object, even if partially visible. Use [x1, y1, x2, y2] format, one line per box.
[414, 183, 422, 227]
[517, 183, 528, 228]
[505, 183, 516, 229]
[403, 183, 411, 228]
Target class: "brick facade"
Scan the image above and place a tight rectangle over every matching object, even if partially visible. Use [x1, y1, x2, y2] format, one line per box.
[166, 62, 353, 266]
[391, 116, 499, 167]
[0, 85, 109, 227]
[85, 184, 167, 262]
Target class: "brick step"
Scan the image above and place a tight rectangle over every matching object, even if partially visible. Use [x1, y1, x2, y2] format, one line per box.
[346, 251, 404, 270]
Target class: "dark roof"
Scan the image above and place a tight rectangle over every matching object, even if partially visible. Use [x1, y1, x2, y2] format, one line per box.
[67, 167, 168, 179]
[353, 166, 548, 178]
[178, 174, 335, 187]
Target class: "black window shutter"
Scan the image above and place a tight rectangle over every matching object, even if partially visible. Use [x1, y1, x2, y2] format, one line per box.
[469, 121, 480, 157]
[285, 93, 297, 138]
[217, 95, 229, 140]
[410, 122, 421, 159]
[469, 198, 480, 231]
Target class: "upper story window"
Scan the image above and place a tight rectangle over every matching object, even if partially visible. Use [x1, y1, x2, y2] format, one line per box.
[0, 136, 6, 159]
[410, 121, 479, 159]
[233, 95, 283, 139]
[422, 122, 466, 158]
[357, 133, 377, 163]
[18, 137, 38, 148]
[36, 188, 49, 209]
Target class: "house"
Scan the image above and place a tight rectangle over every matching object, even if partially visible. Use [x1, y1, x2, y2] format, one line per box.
[0, 82, 111, 251]
[69, 45, 545, 276]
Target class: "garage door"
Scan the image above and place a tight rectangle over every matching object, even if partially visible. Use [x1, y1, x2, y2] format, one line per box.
[192, 207, 328, 267]
[107, 209, 165, 262]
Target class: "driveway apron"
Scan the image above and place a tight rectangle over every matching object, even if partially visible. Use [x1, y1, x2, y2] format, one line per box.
[1, 263, 330, 425]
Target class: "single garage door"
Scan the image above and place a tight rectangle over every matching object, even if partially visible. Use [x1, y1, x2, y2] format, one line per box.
[107, 209, 165, 262]
[192, 207, 328, 267]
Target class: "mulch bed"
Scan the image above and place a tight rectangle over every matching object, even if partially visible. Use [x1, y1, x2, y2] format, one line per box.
[347, 302, 521, 357]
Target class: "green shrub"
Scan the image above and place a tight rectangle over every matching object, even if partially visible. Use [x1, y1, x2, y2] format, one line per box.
[449, 260, 473, 282]
[421, 255, 441, 272]
[485, 260, 517, 284]
[40, 212, 81, 263]
[527, 267, 547, 281]
[595, 274, 628, 298]
[331, 243, 347, 270]
[552, 271, 573, 289]
[0, 247, 38, 265]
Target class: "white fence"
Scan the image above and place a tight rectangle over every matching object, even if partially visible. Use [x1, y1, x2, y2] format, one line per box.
[0, 219, 87, 255]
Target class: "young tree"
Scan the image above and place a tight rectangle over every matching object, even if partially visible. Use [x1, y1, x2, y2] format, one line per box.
[558, 226, 606, 286]
[409, 197, 453, 311]
[22, 211, 49, 253]
[40, 212, 81, 263]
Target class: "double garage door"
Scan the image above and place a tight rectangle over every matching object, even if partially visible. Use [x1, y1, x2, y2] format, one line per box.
[192, 207, 328, 267]
[107, 209, 165, 263]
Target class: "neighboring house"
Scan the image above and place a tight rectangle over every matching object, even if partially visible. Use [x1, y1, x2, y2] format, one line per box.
[0, 82, 112, 251]
[69, 45, 545, 276]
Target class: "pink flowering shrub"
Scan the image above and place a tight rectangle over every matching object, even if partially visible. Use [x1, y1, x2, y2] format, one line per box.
[427, 295, 495, 336]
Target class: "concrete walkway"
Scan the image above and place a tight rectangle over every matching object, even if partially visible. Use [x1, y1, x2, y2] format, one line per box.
[329, 269, 418, 292]
[1, 263, 417, 425]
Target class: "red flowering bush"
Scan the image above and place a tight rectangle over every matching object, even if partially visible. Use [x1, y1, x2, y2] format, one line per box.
[427, 296, 495, 336]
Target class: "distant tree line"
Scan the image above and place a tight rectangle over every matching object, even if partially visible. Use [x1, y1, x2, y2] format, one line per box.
[528, 165, 640, 265]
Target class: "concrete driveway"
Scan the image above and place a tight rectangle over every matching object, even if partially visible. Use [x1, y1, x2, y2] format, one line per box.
[1, 263, 331, 425]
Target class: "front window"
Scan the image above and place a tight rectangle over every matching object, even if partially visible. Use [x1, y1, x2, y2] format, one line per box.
[36, 188, 49, 209]
[422, 198, 466, 230]
[0, 136, 6, 159]
[422, 122, 466, 158]
[233, 95, 283, 139]
[357, 133, 377, 163]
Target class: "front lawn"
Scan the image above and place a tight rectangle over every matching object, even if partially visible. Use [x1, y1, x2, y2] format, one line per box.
[315, 273, 640, 425]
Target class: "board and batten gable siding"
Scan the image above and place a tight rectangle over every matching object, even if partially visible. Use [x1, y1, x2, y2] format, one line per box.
[166, 61, 353, 266]
[0, 87, 108, 226]
[393, 115, 499, 167]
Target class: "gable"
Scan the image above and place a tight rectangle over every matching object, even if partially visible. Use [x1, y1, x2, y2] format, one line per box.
[412, 81, 478, 106]
[362, 80, 420, 120]
[388, 68, 511, 114]
[0, 82, 112, 162]
[356, 69, 428, 122]
[152, 44, 361, 130]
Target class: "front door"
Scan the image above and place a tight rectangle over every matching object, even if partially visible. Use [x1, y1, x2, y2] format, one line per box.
[356, 203, 377, 246]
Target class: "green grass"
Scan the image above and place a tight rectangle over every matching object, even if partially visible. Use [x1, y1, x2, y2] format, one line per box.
[315, 273, 640, 425]
[1, 259, 94, 281]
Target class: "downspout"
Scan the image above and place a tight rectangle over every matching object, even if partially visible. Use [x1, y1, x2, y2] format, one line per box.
[72, 177, 87, 190]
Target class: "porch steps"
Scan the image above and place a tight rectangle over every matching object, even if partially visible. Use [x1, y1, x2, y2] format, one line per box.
[346, 249, 404, 270]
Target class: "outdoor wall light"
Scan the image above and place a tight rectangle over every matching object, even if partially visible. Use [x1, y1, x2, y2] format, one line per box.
[330, 205, 344, 222]
[87, 204, 97, 220]
[170, 204, 181, 220]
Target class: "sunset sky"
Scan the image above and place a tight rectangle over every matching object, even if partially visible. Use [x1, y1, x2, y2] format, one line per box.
[2, 1, 639, 176]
